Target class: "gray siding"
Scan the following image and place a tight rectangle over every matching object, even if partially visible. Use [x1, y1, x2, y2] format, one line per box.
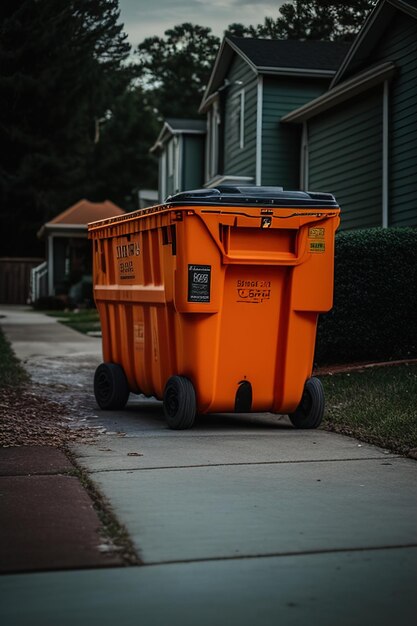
[223, 55, 257, 179]
[370, 12, 417, 227]
[182, 135, 205, 190]
[308, 90, 383, 230]
[262, 77, 329, 188]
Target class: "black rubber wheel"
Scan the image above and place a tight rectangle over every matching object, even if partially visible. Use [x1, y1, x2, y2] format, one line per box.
[163, 376, 196, 430]
[94, 362, 130, 410]
[289, 377, 325, 429]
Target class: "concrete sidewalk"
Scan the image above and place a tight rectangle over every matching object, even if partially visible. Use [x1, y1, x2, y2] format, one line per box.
[1, 305, 416, 625]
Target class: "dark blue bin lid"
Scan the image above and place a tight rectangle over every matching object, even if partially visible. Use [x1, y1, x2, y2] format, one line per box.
[166, 186, 338, 208]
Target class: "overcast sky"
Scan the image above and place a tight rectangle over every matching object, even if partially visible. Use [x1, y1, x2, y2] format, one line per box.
[118, 0, 286, 47]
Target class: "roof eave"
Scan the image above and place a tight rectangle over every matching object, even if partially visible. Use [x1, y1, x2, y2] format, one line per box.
[281, 61, 396, 123]
[329, 0, 412, 88]
[258, 67, 336, 78]
[150, 122, 206, 152]
[199, 37, 258, 112]
[43, 223, 87, 231]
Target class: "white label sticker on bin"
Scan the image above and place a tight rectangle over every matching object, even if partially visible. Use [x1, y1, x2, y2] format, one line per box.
[188, 265, 211, 303]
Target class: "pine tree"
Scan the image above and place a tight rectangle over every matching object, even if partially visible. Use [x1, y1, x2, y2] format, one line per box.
[0, 0, 130, 255]
[136, 23, 220, 119]
[227, 1, 376, 42]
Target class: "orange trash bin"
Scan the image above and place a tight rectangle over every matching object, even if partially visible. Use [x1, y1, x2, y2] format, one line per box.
[88, 187, 340, 430]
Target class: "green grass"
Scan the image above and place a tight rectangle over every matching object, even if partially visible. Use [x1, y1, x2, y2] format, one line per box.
[322, 364, 417, 455]
[46, 309, 101, 335]
[0, 327, 29, 388]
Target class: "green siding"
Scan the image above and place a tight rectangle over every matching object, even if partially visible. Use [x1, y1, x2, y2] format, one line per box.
[262, 77, 329, 188]
[182, 135, 205, 189]
[370, 12, 417, 227]
[308, 90, 383, 230]
[223, 55, 257, 179]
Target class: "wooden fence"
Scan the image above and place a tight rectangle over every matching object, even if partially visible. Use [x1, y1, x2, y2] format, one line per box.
[0, 257, 44, 304]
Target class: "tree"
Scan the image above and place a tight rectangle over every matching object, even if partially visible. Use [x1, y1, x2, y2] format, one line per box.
[91, 87, 159, 210]
[227, 1, 376, 42]
[136, 23, 220, 119]
[0, 0, 131, 256]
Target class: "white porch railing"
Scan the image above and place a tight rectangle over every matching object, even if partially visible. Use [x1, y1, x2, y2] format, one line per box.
[29, 261, 48, 303]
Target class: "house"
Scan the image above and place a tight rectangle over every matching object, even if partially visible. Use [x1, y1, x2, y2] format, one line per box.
[150, 118, 206, 202]
[282, 0, 417, 229]
[151, 38, 349, 199]
[32, 199, 124, 304]
[198, 36, 349, 189]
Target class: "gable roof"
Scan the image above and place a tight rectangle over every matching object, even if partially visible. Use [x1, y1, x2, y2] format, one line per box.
[331, 0, 417, 87]
[150, 118, 206, 153]
[281, 0, 417, 123]
[229, 37, 350, 72]
[44, 200, 125, 230]
[200, 36, 350, 111]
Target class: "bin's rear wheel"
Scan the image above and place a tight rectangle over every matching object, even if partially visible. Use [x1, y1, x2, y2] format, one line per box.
[163, 376, 196, 430]
[289, 377, 324, 429]
[94, 362, 130, 410]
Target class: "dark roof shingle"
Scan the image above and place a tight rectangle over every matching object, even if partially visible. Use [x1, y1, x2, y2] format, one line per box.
[228, 37, 350, 72]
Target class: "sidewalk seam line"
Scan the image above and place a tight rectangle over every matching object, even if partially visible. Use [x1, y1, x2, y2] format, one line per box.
[140, 543, 417, 567]
[85, 456, 402, 474]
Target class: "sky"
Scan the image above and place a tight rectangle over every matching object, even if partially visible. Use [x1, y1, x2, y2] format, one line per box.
[118, 0, 286, 47]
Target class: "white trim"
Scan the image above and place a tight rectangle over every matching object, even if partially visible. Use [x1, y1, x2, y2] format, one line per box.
[382, 80, 389, 228]
[204, 175, 254, 188]
[331, 1, 400, 88]
[150, 121, 205, 153]
[256, 76, 263, 186]
[238, 89, 245, 149]
[160, 151, 166, 202]
[300, 122, 309, 190]
[174, 135, 180, 193]
[257, 67, 335, 78]
[199, 36, 336, 111]
[178, 135, 183, 192]
[224, 38, 259, 76]
[207, 101, 220, 180]
[205, 114, 211, 182]
[282, 62, 396, 123]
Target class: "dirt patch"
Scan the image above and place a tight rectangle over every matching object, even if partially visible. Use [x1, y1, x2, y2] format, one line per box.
[0, 385, 99, 448]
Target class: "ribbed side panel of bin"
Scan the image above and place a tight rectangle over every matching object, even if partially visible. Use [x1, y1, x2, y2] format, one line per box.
[88, 192, 339, 416]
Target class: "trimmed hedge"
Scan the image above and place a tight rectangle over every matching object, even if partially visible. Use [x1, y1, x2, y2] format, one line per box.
[315, 228, 417, 365]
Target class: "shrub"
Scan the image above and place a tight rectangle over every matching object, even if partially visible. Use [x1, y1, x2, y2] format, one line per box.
[33, 296, 67, 311]
[315, 228, 417, 365]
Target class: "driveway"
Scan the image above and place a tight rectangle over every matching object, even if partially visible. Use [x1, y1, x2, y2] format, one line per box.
[0, 306, 416, 625]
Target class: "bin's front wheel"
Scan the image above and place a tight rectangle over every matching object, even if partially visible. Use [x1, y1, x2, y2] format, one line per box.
[163, 376, 196, 430]
[289, 377, 324, 429]
[94, 362, 130, 410]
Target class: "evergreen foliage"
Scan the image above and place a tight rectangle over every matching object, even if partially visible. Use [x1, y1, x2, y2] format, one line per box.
[92, 87, 158, 210]
[227, 1, 376, 41]
[0, 0, 130, 255]
[316, 228, 417, 364]
[136, 23, 220, 118]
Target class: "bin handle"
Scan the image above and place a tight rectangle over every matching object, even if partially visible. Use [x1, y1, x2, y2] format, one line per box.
[221, 226, 310, 266]
[195, 212, 338, 266]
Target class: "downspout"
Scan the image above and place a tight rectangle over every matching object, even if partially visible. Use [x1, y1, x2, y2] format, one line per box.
[382, 80, 389, 228]
[160, 151, 166, 203]
[256, 76, 263, 186]
[300, 121, 309, 191]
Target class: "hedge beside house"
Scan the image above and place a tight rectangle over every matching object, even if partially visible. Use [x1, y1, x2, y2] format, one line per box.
[315, 228, 417, 365]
